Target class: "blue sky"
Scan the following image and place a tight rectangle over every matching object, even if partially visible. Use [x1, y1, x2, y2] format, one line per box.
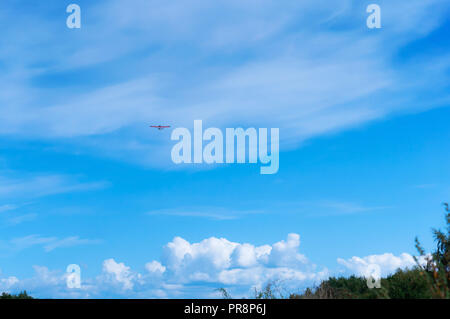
[0, 0, 449, 298]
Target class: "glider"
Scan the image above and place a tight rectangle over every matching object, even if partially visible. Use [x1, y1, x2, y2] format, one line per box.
[150, 125, 171, 130]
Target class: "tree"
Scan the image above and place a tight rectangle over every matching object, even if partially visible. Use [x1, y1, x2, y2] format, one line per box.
[0, 291, 33, 299]
[414, 203, 449, 298]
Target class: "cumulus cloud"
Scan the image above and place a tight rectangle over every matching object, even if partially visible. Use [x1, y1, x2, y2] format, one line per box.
[337, 253, 428, 277]
[0, 265, 92, 298]
[153, 233, 323, 290]
[0, 276, 19, 292]
[90, 234, 328, 297]
[145, 261, 166, 275]
[101, 259, 138, 291]
[0, 233, 328, 297]
[0, 234, 430, 298]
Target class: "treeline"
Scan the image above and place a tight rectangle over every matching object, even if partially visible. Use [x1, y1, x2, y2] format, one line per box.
[291, 269, 435, 299]
[2, 204, 449, 300]
[227, 203, 450, 299]
[291, 203, 449, 299]
[0, 291, 33, 299]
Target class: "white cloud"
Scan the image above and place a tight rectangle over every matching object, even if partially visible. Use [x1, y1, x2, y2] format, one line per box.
[0, 172, 109, 200]
[0, 171, 109, 226]
[0, 265, 91, 298]
[145, 261, 166, 275]
[311, 201, 390, 216]
[147, 233, 327, 296]
[337, 253, 427, 277]
[26, 266, 95, 298]
[0, 233, 431, 298]
[147, 207, 264, 220]
[0, 276, 19, 292]
[101, 259, 137, 291]
[5, 213, 37, 226]
[3, 234, 101, 253]
[0, 1, 449, 168]
[0, 233, 327, 297]
[9, 235, 54, 250]
[43, 236, 102, 252]
[0, 204, 17, 213]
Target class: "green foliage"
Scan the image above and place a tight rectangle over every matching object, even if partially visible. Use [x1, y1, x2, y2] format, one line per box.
[0, 291, 33, 299]
[413, 203, 450, 298]
[216, 288, 232, 299]
[326, 276, 379, 298]
[254, 281, 283, 299]
[221, 203, 450, 300]
[289, 269, 433, 299]
[2, 205, 448, 300]
[291, 203, 450, 299]
[217, 281, 285, 299]
[382, 268, 431, 299]
[290, 276, 379, 299]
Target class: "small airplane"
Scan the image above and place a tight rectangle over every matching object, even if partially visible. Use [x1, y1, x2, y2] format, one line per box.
[150, 125, 171, 130]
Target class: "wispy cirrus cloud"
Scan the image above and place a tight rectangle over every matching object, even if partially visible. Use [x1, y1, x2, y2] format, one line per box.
[261, 200, 391, 217]
[312, 201, 391, 216]
[412, 184, 437, 189]
[0, 1, 448, 168]
[0, 172, 109, 200]
[145, 200, 391, 221]
[146, 207, 265, 220]
[4, 234, 101, 253]
[0, 204, 17, 214]
[5, 213, 37, 226]
[0, 170, 109, 227]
